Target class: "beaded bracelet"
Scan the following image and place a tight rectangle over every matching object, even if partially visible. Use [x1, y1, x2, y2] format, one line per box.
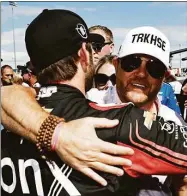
[36, 115, 65, 160]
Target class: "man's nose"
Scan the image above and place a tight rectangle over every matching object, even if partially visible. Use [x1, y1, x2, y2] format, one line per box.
[135, 62, 148, 78]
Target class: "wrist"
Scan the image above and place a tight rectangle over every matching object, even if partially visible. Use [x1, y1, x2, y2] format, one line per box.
[36, 115, 65, 160]
[51, 121, 65, 151]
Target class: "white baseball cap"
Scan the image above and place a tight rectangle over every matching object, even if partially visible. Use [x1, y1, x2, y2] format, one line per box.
[118, 26, 170, 68]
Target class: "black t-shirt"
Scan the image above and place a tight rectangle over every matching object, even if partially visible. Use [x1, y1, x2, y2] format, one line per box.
[1, 84, 187, 196]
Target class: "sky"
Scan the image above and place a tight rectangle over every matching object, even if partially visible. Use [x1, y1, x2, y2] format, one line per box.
[1, 1, 187, 69]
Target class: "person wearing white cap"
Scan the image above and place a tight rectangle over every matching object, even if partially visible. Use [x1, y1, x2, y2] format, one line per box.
[116, 26, 169, 106]
[112, 26, 184, 124]
[111, 26, 187, 194]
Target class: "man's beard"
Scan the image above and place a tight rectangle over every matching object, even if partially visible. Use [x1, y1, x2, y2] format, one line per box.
[125, 91, 149, 107]
[117, 77, 161, 107]
[85, 51, 95, 92]
[2, 78, 13, 86]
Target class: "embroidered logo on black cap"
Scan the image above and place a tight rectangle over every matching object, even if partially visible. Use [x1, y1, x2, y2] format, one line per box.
[131, 33, 166, 51]
[76, 23, 88, 39]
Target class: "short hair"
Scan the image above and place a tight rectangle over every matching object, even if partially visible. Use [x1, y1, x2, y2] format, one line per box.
[95, 55, 116, 74]
[1, 65, 13, 75]
[37, 42, 93, 85]
[37, 54, 79, 85]
[89, 25, 113, 43]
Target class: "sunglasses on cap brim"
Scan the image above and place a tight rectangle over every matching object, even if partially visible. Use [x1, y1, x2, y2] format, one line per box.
[119, 54, 167, 79]
[92, 42, 113, 52]
[94, 73, 116, 86]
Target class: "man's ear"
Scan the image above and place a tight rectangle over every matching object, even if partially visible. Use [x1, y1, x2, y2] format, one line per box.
[113, 56, 119, 72]
[78, 42, 89, 72]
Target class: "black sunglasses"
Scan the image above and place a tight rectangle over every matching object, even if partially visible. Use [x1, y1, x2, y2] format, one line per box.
[92, 42, 112, 52]
[94, 73, 116, 86]
[119, 55, 167, 79]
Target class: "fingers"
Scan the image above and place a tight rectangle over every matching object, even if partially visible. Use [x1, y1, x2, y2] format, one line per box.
[87, 117, 119, 128]
[81, 168, 107, 186]
[96, 152, 132, 167]
[88, 161, 124, 177]
[98, 139, 134, 155]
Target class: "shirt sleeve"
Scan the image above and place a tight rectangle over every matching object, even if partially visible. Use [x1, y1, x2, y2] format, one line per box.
[116, 106, 187, 177]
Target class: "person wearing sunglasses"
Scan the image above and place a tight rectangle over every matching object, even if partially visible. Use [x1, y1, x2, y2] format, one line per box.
[89, 25, 114, 66]
[112, 26, 187, 193]
[87, 55, 118, 104]
[113, 26, 185, 126]
[1, 64, 14, 86]
[21, 61, 41, 88]
[113, 26, 170, 111]
[94, 55, 116, 90]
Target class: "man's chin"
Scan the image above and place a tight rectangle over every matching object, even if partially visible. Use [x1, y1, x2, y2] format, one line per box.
[126, 92, 148, 106]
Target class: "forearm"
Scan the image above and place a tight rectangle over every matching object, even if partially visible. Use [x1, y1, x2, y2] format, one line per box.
[1, 85, 49, 139]
[1, 108, 36, 142]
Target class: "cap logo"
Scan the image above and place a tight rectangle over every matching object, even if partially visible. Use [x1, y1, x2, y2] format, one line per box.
[76, 23, 88, 39]
[131, 33, 166, 51]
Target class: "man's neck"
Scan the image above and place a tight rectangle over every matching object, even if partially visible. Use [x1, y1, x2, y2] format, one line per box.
[52, 69, 86, 96]
[140, 100, 158, 114]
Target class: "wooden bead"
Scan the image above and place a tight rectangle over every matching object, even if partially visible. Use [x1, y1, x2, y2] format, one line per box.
[36, 115, 65, 158]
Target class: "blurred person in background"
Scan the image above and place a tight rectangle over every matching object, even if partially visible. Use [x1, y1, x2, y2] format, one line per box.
[89, 25, 114, 66]
[1, 65, 14, 86]
[94, 55, 116, 90]
[179, 78, 187, 122]
[181, 78, 187, 95]
[0, 64, 14, 131]
[165, 73, 182, 94]
[158, 82, 181, 115]
[87, 55, 119, 104]
[22, 61, 41, 88]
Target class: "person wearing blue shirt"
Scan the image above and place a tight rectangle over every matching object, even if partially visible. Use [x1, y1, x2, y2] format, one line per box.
[158, 82, 181, 115]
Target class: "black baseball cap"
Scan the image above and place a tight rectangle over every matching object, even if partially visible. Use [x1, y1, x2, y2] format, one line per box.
[25, 9, 104, 73]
